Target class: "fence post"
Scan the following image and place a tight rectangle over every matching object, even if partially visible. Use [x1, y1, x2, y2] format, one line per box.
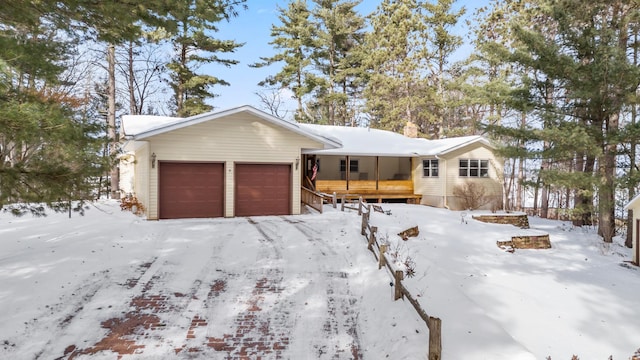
[368, 226, 377, 250]
[394, 270, 404, 300]
[332, 192, 337, 208]
[361, 210, 368, 235]
[358, 196, 363, 215]
[379, 244, 387, 269]
[427, 317, 442, 360]
[341, 195, 346, 211]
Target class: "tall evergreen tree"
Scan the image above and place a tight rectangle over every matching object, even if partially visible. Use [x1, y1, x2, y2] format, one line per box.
[363, 0, 434, 133]
[423, 0, 465, 137]
[307, 0, 366, 125]
[462, 0, 528, 209]
[252, 0, 315, 120]
[0, 0, 176, 212]
[165, 0, 246, 117]
[0, 39, 108, 214]
[480, 0, 640, 242]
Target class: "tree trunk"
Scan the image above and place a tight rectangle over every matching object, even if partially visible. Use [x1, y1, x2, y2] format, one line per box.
[626, 28, 638, 248]
[107, 44, 119, 199]
[505, 159, 515, 211]
[175, 43, 187, 115]
[533, 176, 540, 216]
[599, 112, 619, 243]
[127, 42, 138, 115]
[599, 6, 628, 243]
[573, 152, 585, 226]
[540, 80, 554, 219]
[540, 182, 549, 218]
[515, 113, 526, 211]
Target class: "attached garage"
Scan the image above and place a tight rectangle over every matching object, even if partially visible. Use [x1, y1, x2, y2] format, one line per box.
[235, 164, 291, 216]
[159, 162, 224, 219]
[120, 106, 340, 219]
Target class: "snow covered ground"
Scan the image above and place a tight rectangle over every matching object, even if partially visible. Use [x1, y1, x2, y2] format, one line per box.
[0, 201, 639, 359]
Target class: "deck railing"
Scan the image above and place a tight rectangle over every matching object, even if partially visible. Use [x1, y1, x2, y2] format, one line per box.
[315, 179, 413, 195]
[301, 187, 326, 213]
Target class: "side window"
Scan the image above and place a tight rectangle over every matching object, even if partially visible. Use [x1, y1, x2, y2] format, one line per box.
[350, 159, 359, 172]
[340, 159, 359, 172]
[459, 159, 490, 177]
[459, 159, 469, 177]
[480, 160, 489, 177]
[469, 159, 479, 177]
[422, 159, 439, 177]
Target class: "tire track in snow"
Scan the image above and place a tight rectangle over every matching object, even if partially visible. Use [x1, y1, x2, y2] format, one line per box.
[27, 269, 111, 360]
[187, 217, 293, 358]
[281, 216, 338, 257]
[247, 217, 284, 260]
[53, 224, 234, 358]
[279, 217, 363, 359]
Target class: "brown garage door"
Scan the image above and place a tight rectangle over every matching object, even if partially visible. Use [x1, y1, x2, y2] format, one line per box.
[235, 164, 291, 217]
[159, 162, 224, 219]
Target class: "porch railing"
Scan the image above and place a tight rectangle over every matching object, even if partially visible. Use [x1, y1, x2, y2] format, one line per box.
[301, 187, 325, 213]
[315, 179, 413, 195]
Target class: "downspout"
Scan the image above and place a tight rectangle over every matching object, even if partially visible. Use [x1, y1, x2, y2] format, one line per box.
[438, 155, 449, 210]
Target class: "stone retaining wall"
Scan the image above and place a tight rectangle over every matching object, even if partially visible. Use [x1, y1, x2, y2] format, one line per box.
[472, 214, 530, 229]
[511, 234, 551, 249]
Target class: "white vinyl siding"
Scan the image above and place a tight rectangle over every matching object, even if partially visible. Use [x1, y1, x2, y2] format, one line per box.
[135, 143, 150, 213]
[143, 113, 324, 219]
[120, 141, 150, 215]
[413, 144, 503, 209]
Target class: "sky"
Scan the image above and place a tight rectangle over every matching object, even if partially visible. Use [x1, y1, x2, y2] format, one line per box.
[1, 201, 639, 359]
[207, 0, 488, 114]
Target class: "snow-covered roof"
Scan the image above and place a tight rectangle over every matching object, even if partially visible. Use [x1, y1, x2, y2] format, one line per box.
[300, 124, 493, 157]
[120, 105, 342, 149]
[120, 105, 493, 157]
[121, 115, 181, 137]
[299, 124, 422, 157]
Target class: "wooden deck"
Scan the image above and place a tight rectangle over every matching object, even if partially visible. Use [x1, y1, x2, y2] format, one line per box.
[315, 180, 421, 203]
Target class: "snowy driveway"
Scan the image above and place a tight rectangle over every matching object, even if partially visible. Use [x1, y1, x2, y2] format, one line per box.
[0, 202, 423, 359]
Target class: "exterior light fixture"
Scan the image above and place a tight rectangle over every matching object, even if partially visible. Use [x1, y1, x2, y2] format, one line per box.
[151, 152, 157, 169]
[295, 157, 300, 170]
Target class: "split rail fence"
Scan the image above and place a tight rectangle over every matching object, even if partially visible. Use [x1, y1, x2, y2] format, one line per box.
[346, 197, 443, 360]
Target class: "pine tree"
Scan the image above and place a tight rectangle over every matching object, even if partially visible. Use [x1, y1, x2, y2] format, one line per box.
[0, 0, 173, 213]
[423, 0, 465, 137]
[363, 0, 434, 133]
[307, 0, 366, 125]
[165, 0, 246, 117]
[0, 58, 108, 215]
[479, 0, 640, 242]
[252, 0, 315, 120]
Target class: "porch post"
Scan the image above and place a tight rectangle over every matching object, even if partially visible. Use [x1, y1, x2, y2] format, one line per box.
[346, 155, 350, 190]
[636, 219, 640, 265]
[376, 156, 380, 190]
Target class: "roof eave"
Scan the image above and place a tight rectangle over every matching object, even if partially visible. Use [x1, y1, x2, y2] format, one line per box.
[436, 137, 494, 156]
[131, 105, 342, 149]
[302, 150, 418, 157]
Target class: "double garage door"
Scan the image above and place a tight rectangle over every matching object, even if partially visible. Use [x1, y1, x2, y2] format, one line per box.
[159, 162, 291, 219]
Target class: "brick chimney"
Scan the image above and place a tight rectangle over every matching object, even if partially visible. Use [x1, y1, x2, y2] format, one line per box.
[403, 121, 418, 138]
